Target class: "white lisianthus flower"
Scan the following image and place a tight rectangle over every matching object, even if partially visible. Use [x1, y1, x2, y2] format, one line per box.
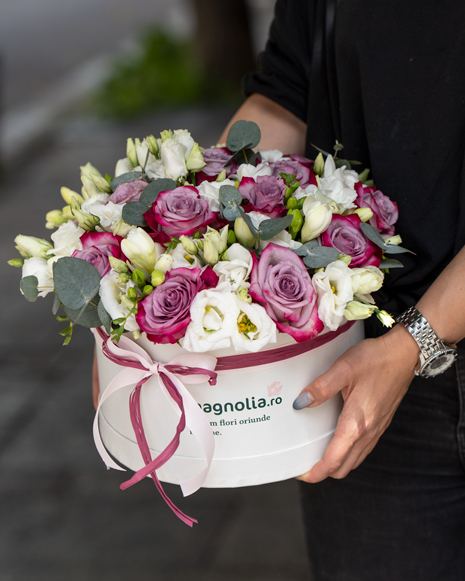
[169, 244, 201, 269]
[313, 260, 354, 331]
[235, 162, 272, 180]
[21, 257, 55, 297]
[182, 283, 240, 352]
[81, 195, 124, 231]
[121, 227, 163, 274]
[115, 158, 133, 177]
[301, 198, 332, 242]
[50, 221, 84, 257]
[160, 138, 188, 181]
[100, 271, 139, 332]
[145, 159, 166, 180]
[260, 149, 283, 163]
[351, 266, 384, 296]
[81, 193, 109, 212]
[319, 155, 359, 211]
[232, 298, 277, 353]
[213, 243, 253, 291]
[197, 178, 236, 212]
[173, 129, 195, 157]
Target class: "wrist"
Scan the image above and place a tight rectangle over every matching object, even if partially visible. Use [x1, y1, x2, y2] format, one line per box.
[380, 323, 420, 374]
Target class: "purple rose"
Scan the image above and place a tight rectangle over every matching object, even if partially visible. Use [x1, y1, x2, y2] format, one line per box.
[238, 175, 287, 217]
[249, 243, 323, 342]
[72, 232, 122, 277]
[136, 267, 219, 344]
[269, 159, 314, 188]
[106, 180, 148, 205]
[196, 147, 237, 184]
[320, 214, 382, 267]
[144, 185, 218, 236]
[356, 183, 398, 237]
[286, 153, 313, 168]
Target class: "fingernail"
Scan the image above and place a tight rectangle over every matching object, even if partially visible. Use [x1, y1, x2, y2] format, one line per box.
[293, 392, 313, 410]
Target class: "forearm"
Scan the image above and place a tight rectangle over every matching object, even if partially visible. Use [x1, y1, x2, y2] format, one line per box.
[219, 93, 307, 154]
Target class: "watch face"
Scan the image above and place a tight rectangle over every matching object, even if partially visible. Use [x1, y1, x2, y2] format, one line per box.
[422, 351, 457, 376]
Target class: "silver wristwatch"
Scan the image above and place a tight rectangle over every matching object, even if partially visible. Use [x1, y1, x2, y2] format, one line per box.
[396, 306, 457, 377]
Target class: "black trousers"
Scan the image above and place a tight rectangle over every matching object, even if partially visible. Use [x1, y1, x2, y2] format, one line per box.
[300, 343, 465, 581]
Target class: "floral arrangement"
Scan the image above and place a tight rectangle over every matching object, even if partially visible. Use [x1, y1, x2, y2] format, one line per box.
[9, 121, 411, 352]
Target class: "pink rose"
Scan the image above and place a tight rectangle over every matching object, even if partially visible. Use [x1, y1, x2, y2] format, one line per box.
[269, 159, 316, 188]
[196, 147, 237, 184]
[320, 214, 382, 267]
[72, 232, 122, 277]
[106, 180, 148, 205]
[238, 175, 287, 218]
[249, 243, 323, 342]
[144, 185, 218, 236]
[136, 266, 219, 344]
[356, 183, 398, 237]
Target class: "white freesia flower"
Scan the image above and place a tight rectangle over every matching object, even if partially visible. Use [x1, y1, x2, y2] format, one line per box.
[50, 221, 84, 257]
[154, 253, 174, 274]
[301, 198, 332, 242]
[313, 260, 354, 331]
[121, 227, 163, 274]
[232, 297, 277, 353]
[236, 162, 272, 180]
[115, 158, 133, 177]
[100, 271, 139, 332]
[21, 257, 55, 298]
[169, 244, 201, 269]
[351, 266, 384, 296]
[213, 243, 253, 291]
[160, 138, 188, 181]
[197, 178, 235, 212]
[260, 149, 283, 163]
[319, 155, 359, 211]
[344, 301, 376, 321]
[182, 283, 240, 352]
[15, 235, 53, 259]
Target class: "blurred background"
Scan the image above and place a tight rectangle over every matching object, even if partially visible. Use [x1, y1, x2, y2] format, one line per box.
[0, 1, 311, 579]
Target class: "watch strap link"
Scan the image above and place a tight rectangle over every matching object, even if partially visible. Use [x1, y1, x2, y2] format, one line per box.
[397, 306, 448, 358]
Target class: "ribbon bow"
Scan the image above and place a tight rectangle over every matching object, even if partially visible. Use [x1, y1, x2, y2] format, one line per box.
[92, 328, 218, 526]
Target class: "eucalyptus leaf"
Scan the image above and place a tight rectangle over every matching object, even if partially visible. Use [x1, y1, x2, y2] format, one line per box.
[294, 240, 319, 256]
[223, 206, 241, 221]
[380, 258, 404, 269]
[98, 301, 112, 334]
[231, 148, 260, 166]
[226, 120, 261, 152]
[219, 185, 242, 206]
[140, 178, 176, 206]
[110, 172, 144, 191]
[20, 275, 38, 303]
[360, 222, 386, 248]
[258, 215, 293, 241]
[238, 206, 258, 237]
[383, 244, 415, 255]
[122, 201, 149, 227]
[302, 246, 339, 269]
[64, 302, 102, 328]
[53, 257, 101, 310]
[52, 293, 61, 315]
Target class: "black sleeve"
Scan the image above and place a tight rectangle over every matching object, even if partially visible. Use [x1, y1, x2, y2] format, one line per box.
[242, 0, 313, 123]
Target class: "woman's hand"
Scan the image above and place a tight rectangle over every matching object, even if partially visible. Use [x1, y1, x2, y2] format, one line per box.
[296, 323, 419, 482]
[92, 349, 99, 410]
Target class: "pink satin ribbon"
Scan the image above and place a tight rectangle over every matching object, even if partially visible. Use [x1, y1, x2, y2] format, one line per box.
[93, 320, 355, 526]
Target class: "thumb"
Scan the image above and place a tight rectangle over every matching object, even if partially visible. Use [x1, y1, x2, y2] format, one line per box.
[293, 358, 349, 410]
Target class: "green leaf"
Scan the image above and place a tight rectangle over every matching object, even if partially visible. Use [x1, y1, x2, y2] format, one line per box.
[258, 215, 293, 241]
[226, 120, 261, 152]
[238, 206, 258, 237]
[383, 244, 415, 255]
[140, 178, 176, 206]
[122, 201, 149, 227]
[59, 325, 73, 336]
[52, 293, 60, 315]
[302, 246, 339, 268]
[98, 301, 112, 334]
[64, 302, 102, 328]
[20, 275, 39, 303]
[294, 240, 319, 256]
[219, 185, 242, 206]
[110, 172, 144, 191]
[63, 331, 73, 346]
[360, 223, 414, 254]
[380, 258, 404, 269]
[53, 257, 100, 310]
[56, 315, 68, 322]
[230, 148, 260, 166]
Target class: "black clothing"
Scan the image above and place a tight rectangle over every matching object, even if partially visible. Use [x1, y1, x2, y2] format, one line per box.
[243, 0, 465, 318]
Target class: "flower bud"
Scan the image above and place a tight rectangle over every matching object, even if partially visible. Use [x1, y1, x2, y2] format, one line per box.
[376, 309, 395, 327]
[227, 230, 237, 245]
[135, 138, 156, 168]
[353, 207, 374, 222]
[351, 266, 384, 295]
[145, 134, 159, 156]
[71, 207, 100, 231]
[132, 269, 147, 287]
[344, 301, 375, 320]
[151, 270, 165, 287]
[143, 285, 153, 295]
[127, 138, 139, 167]
[288, 209, 303, 239]
[203, 240, 219, 265]
[160, 130, 173, 143]
[313, 152, 325, 177]
[301, 200, 332, 242]
[186, 142, 206, 172]
[132, 330, 141, 340]
[197, 240, 204, 251]
[112, 218, 133, 238]
[8, 258, 24, 268]
[121, 227, 159, 273]
[180, 235, 198, 255]
[90, 172, 112, 194]
[286, 197, 298, 210]
[338, 254, 352, 265]
[109, 256, 128, 273]
[61, 186, 84, 206]
[120, 295, 134, 310]
[234, 217, 256, 248]
[115, 158, 133, 177]
[154, 253, 174, 273]
[45, 209, 67, 229]
[62, 205, 74, 221]
[204, 225, 228, 255]
[80, 162, 102, 180]
[14, 235, 53, 259]
[384, 234, 402, 246]
[237, 286, 252, 304]
[216, 170, 227, 182]
[81, 175, 100, 200]
[118, 272, 130, 284]
[127, 287, 138, 300]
